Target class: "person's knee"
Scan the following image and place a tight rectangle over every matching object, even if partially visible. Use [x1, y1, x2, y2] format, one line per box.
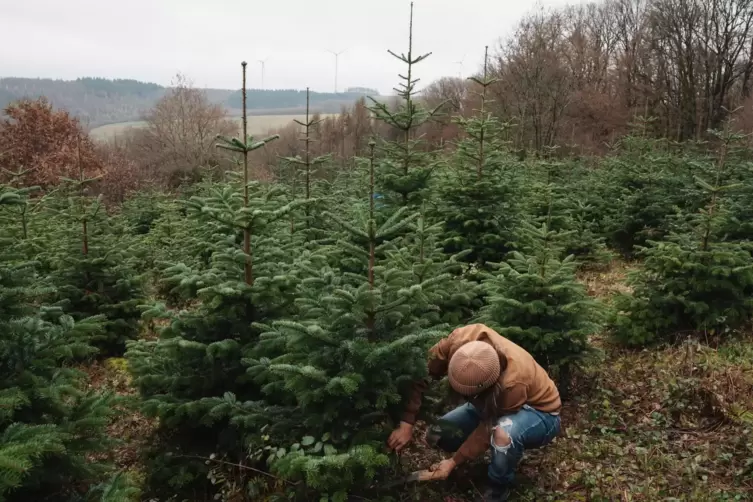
[491, 417, 514, 453]
[493, 426, 512, 448]
[489, 448, 510, 479]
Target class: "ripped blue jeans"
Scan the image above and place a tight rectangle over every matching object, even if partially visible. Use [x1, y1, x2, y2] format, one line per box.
[429, 403, 561, 486]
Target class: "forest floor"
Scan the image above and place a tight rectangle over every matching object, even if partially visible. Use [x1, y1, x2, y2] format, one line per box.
[390, 261, 753, 502]
[78, 329, 161, 493]
[82, 260, 753, 501]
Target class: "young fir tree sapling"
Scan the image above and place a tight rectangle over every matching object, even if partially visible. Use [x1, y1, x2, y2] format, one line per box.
[368, 2, 443, 207]
[437, 46, 523, 267]
[613, 127, 753, 346]
[243, 142, 440, 500]
[478, 220, 601, 392]
[46, 136, 144, 356]
[279, 87, 332, 243]
[215, 61, 281, 285]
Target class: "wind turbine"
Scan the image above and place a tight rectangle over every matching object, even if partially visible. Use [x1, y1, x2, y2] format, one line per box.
[326, 48, 347, 93]
[454, 53, 467, 79]
[257, 58, 268, 89]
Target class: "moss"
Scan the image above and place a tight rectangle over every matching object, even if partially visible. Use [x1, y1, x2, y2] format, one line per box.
[105, 357, 130, 374]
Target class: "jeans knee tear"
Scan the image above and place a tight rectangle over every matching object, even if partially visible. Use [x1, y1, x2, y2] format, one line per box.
[491, 420, 512, 453]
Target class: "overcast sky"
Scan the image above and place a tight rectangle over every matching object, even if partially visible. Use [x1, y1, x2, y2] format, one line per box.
[1, 0, 578, 95]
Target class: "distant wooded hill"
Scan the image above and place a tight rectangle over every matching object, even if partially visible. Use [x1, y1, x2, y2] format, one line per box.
[0, 77, 380, 128]
[224, 88, 379, 115]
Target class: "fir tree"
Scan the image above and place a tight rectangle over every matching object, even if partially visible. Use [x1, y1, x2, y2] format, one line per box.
[118, 190, 169, 236]
[565, 199, 613, 269]
[523, 165, 611, 268]
[723, 166, 753, 242]
[215, 61, 280, 286]
[0, 167, 58, 273]
[134, 187, 226, 307]
[44, 137, 144, 356]
[434, 47, 522, 267]
[385, 211, 482, 326]
[613, 127, 753, 346]
[597, 123, 700, 256]
[279, 87, 333, 245]
[368, 2, 442, 207]
[241, 142, 442, 499]
[523, 153, 577, 228]
[477, 221, 600, 391]
[716, 125, 753, 242]
[125, 62, 304, 496]
[0, 166, 41, 241]
[125, 178, 304, 496]
[0, 184, 135, 501]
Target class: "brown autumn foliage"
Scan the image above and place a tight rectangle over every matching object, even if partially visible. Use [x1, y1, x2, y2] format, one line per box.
[0, 97, 103, 187]
[249, 97, 377, 177]
[0, 97, 157, 204]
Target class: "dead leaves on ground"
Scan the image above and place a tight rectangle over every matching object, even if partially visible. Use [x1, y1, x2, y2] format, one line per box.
[391, 338, 753, 501]
[78, 358, 157, 475]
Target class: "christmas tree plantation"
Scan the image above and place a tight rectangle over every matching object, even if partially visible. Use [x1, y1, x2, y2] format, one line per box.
[612, 129, 753, 346]
[37, 150, 145, 357]
[10, 10, 753, 501]
[0, 184, 137, 502]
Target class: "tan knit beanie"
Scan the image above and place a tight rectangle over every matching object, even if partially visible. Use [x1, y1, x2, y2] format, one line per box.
[448, 341, 501, 396]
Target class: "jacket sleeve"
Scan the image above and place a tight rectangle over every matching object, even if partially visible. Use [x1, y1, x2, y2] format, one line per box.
[452, 422, 490, 464]
[400, 333, 454, 425]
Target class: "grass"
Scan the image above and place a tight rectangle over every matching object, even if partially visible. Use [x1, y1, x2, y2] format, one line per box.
[89, 120, 146, 139]
[89, 114, 338, 141]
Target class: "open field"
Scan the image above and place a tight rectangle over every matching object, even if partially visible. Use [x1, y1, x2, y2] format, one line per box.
[89, 113, 338, 141]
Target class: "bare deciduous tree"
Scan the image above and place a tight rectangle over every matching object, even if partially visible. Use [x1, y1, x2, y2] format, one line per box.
[226, 0, 753, 162]
[494, 8, 574, 150]
[130, 74, 236, 185]
[483, 0, 753, 150]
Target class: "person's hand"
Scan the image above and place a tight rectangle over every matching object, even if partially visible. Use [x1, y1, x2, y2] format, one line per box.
[426, 458, 456, 480]
[387, 421, 414, 452]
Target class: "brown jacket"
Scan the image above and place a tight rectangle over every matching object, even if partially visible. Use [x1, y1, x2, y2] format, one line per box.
[401, 324, 561, 464]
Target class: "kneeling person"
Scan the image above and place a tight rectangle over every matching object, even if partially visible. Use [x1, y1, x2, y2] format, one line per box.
[387, 324, 561, 502]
